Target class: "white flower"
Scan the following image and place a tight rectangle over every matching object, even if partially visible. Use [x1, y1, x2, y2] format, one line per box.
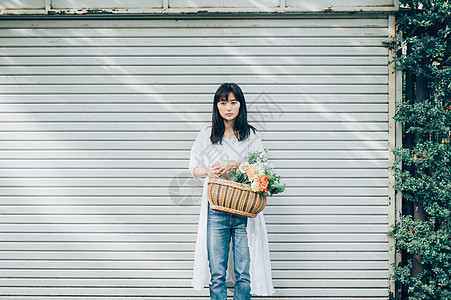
[251, 181, 262, 192]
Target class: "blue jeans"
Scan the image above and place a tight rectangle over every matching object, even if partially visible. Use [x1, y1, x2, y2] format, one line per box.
[207, 202, 251, 300]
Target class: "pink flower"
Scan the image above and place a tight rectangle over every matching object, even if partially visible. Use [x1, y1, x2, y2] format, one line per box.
[245, 166, 257, 180]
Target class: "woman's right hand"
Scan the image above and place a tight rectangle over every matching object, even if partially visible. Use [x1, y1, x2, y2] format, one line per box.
[208, 165, 222, 178]
[193, 165, 217, 178]
[210, 160, 238, 178]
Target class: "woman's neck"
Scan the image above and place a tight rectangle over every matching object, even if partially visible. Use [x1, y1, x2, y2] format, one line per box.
[223, 120, 236, 139]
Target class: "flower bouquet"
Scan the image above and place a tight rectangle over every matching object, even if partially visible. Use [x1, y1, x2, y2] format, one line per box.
[231, 149, 286, 197]
[207, 149, 286, 218]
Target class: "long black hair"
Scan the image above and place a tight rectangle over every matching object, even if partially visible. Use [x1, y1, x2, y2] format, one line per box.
[210, 82, 257, 145]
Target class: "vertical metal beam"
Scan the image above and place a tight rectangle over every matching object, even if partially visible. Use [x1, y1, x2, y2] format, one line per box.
[395, 31, 403, 224]
[280, 0, 286, 9]
[163, 0, 169, 10]
[387, 12, 397, 300]
[45, 0, 51, 12]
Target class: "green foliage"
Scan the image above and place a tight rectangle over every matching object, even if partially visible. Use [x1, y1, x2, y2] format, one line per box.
[230, 169, 251, 185]
[393, 142, 450, 214]
[395, 101, 450, 138]
[390, 216, 451, 300]
[389, 0, 451, 299]
[395, 0, 451, 93]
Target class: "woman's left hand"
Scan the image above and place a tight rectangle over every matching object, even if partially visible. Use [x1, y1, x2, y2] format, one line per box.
[210, 160, 239, 177]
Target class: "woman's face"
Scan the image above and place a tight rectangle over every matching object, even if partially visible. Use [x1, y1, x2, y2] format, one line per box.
[217, 92, 241, 121]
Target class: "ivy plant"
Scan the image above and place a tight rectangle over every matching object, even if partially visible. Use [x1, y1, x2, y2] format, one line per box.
[389, 0, 450, 299]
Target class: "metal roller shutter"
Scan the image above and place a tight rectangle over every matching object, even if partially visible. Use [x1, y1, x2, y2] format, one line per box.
[0, 15, 394, 299]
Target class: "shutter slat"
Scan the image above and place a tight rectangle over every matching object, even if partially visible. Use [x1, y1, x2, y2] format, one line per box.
[0, 55, 389, 64]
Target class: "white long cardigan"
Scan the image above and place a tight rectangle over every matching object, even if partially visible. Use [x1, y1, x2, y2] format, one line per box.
[189, 126, 275, 295]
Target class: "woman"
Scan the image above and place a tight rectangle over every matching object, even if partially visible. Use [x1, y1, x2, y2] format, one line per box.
[189, 83, 275, 299]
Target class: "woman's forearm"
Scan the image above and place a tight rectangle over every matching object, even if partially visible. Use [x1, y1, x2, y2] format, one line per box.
[193, 165, 208, 178]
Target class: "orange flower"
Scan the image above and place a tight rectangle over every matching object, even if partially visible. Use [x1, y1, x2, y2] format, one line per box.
[414, 151, 426, 160]
[255, 174, 269, 189]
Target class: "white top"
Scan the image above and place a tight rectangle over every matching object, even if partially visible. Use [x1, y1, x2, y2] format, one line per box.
[189, 126, 275, 296]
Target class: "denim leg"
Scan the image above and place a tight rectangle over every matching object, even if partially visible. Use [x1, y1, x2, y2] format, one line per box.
[232, 215, 251, 300]
[207, 204, 231, 300]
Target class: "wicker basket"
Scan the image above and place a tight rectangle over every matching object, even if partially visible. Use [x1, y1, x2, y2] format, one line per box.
[207, 177, 267, 218]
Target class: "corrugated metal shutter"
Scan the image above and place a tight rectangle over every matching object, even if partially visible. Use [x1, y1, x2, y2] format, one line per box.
[0, 16, 391, 299]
